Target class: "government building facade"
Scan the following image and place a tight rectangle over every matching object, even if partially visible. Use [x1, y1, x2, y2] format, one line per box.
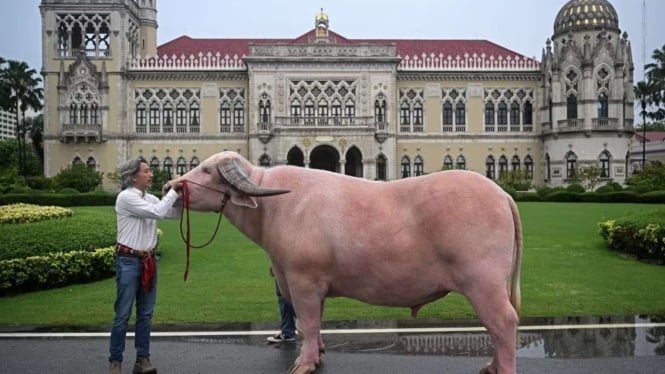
[39, 0, 635, 190]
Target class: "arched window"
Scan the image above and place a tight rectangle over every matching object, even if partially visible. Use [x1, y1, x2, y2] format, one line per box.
[567, 95, 578, 119]
[498, 155, 508, 178]
[414, 156, 424, 176]
[485, 155, 496, 179]
[149, 156, 160, 171]
[259, 154, 271, 167]
[70, 103, 78, 124]
[511, 155, 521, 171]
[413, 101, 423, 130]
[484, 102, 495, 129]
[374, 94, 386, 123]
[290, 99, 302, 118]
[376, 154, 387, 181]
[566, 152, 577, 179]
[90, 102, 99, 124]
[400, 101, 410, 128]
[73, 156, 83, 166]
[259, 94, 271, 123]
[497, 101, 508, 127]
[176, 102, 187, 133]
[400, 156, 411, 178]
[232, 101, 243, 132]
[442, 101, 453, 125]
[220, 101, 231, 132]
[163, 157, 173, 179]
[443, 155, 454, 170]
[598, 92, 609, 119]
[455, 155, 466, 170]
[599, 150, 611, 178]
[163, 102, 173, 133]
[455, 101, 466, 127]
[190, 102, 200, 132]
[86, 156, 96, 169]
[149, 102, 160, 133]
[135, 102, 146, 132]
[524, 155, 534, 179]
[80, 102, 88, 124]
[344, 99, 355, 118]
[304, 98, 315, 125]
[510, 102, 520, 126]
[189, 156, 200, 170]
[332, 98, 342, 119]
[523, 102, 533, 125]
[176, 156, 187, 176]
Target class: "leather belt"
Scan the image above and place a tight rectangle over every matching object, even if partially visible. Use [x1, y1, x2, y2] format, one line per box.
[115, 243, 154, 258]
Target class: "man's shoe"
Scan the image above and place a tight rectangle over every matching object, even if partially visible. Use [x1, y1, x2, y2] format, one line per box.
[266, 333, 296, 343]
[132, 357, 157, 374]
[109, 361, 122, 374]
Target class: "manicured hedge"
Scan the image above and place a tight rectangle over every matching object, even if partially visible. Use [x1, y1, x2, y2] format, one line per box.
[510, 190, 665, 203]
[0, 209, 116, 261]
[599, 207, 665, 263]
[0, 191, 117, 206]
[0, 247, 115, 296]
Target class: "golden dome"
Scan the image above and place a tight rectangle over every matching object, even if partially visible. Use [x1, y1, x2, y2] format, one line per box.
[315, 8, 328, 22]
[553, 0, 619, 37]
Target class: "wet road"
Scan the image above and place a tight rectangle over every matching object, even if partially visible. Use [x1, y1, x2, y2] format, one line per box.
[1, 315, 664, 373]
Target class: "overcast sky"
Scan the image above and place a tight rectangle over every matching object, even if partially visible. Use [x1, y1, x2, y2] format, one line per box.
[1, 0, 664, 82]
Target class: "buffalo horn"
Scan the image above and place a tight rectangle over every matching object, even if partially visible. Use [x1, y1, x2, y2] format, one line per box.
[217, 158, 290, 197]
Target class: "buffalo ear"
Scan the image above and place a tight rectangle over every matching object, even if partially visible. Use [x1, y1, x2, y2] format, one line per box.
[229, 191, 258, 209]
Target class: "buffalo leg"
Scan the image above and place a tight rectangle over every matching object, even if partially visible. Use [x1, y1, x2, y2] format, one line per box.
[288, 295, 324, 374]
[464, 286, 518, 374]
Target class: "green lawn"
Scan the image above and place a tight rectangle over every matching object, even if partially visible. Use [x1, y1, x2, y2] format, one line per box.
[0, 203, 663, 327]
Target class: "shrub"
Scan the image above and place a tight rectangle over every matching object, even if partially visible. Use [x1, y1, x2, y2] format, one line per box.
[566, 183, 586, 193]
[595, 185, 615, 194]
[0, 203, 73, 224]
[497, 170, 532, 191]
[536, 186, 564, 198]
[625, 161, 665, 193]
[25, 176, 56, 191]
[0, 247, 115, 295]
[54, 164, 102, 193]
[58, 187, 79, 194]
[640, 190, 665, 204]
[0, 209, 116, 261]
[599, 207, 665, 263]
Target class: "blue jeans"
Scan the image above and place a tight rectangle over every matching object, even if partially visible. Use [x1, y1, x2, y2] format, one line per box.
[276, 282, 296, 338]
[109, 255, 157, 363]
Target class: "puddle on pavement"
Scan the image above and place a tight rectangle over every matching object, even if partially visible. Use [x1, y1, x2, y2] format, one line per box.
[173, 315, 665, 359]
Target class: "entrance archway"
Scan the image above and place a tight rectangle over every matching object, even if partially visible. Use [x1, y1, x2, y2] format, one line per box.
[287, 147, 305, 167]
[345, 146, 363, 177]
[310, 145, 339, 172]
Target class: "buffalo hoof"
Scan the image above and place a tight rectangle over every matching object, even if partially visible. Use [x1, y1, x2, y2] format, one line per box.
[478, 365, 496, 374]
[288, 362, 318, 374]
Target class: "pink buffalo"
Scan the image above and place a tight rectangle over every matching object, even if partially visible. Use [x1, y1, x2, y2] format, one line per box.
[177, 151, 522, 374]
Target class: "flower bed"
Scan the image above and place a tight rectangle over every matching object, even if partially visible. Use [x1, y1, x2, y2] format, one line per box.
[599, 207, 665, 263]
[0, 203, 73, 224]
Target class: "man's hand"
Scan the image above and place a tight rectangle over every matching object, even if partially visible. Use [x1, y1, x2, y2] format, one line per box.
[162, 179, 183, 195]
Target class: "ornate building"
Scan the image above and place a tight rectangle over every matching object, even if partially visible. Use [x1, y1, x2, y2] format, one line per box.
[39, 0, 634, 189]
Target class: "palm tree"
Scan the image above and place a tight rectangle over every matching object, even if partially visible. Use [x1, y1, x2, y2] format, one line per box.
[645, 44, 665, 121]
[0, 59, 44, 176]
[634, 80, 658, 168]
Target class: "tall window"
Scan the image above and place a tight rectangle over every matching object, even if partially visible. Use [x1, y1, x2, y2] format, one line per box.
[176, 102, 187, 133]
[149, 102, 160, 133]
[413, 102, 423, 130]
[567, 95, 578, 119]
[442, 101, 453, 125]
[414, 156, 424, 176]
[401, 156, 411, 178]
[86, 157, 96, 169]
[376, 154, 387, 181]
[259, 154, 271, 167]
[400, 102, 410, 126]
[163, 157, 173, 179]
[176, 157, 187, 176]
[443, 155, 453, 170]
[162, 102, 173, 133]
[497, 101, 508, 127]
[455, 155, 466, 170]
[259, 94, 271, 123]
[597, 92, 609, 118]
[485, 155, 496, 179]
[524, 155, 534, 179]
[149, 157, 160, 171]
[345, 99, 355, 118]
[455, 101, 466, 128]
[135, 103, 146, 132]
[566, 152, 577, 179]
[599, 151, 611, 178]
[220, 101, 231, 132]
[232, 102, 244, 132]
[510, 102, 520, 128]
[485, 102, 495, 130]
[498, 156, 508, 178]
[190, 156, 200, 170]
[304, 99, 315, 125]
[374, 95, 386, 123]
[190, 102, 200, 132]
[523, 101, 533, 128]
[511, 155, 521, 171]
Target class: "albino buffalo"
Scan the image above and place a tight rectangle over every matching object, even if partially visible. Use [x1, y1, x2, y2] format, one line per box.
[176, 151, 522, 374]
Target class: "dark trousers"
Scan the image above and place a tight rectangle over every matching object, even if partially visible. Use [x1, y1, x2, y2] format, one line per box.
[275, 282, 296, 338]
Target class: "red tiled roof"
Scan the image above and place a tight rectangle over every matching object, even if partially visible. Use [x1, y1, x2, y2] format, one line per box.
[157, 29, 536, 62]
[636, 131, 665, 142]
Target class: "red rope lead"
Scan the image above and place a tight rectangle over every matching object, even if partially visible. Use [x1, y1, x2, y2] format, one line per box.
[178, 180, 229, 281]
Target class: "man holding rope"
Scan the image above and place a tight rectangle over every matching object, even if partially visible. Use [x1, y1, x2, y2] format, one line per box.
[109, 158, 183, 374]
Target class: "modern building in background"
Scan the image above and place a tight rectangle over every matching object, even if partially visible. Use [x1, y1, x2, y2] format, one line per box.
[39, 0, 635, 190]
[0, 109, 17, 141]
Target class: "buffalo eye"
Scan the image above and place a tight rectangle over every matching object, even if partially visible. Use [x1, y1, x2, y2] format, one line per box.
[201, 167, 211, 174]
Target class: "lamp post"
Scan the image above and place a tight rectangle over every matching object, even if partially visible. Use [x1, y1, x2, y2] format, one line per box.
[641, 100, 647, 168]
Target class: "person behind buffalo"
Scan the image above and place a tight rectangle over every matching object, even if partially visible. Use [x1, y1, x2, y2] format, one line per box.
[109, 158, 183, 374]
